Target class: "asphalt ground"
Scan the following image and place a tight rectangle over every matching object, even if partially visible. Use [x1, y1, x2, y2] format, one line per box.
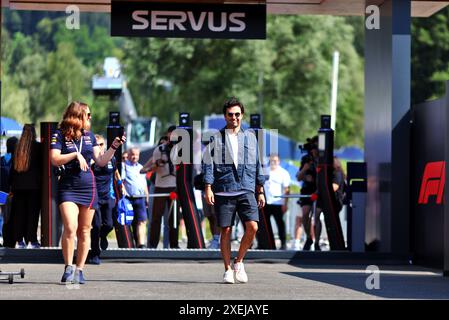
[1, 260, 448, 300]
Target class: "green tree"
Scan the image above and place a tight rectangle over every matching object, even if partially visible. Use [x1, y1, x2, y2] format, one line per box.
[412, 7, 449, 104]
[9, 32, 35, 74]
[15, 53, 47, 123]
[1, 73, 31, 125]
[121, 15, 364, 148]
[2, 12, 364, 149]
[38, 43, 89, 122]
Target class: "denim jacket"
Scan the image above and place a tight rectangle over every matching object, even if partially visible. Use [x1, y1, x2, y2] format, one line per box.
[202, 127, 265, 193]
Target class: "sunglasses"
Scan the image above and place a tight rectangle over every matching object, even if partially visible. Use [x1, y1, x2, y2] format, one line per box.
[227, 112, 241, 118]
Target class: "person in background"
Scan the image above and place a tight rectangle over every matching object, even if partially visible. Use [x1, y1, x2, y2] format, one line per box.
[0, 136, 18, 246]
[88, 134, 118, 265]
[50, 101, 125, 284]
[9, 124, 42, 249]
[263, 153, 291, 250]
[296, 137, 322, 251]
[148, 126, 180, 249]
[313, 156, 347, 249]
[332, 156, 347, 212]
[122, 147, 149, 248]
[122, 150, 129, 163]
[292, 209, 304, 250]
[141, 135, 168, 248]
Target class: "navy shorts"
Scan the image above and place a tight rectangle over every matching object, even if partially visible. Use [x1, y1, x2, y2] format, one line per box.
[128, 197, 148, 222]
[214, 192, 259, 228]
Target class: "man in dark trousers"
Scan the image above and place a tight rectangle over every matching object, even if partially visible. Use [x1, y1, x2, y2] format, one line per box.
[203, 97, 266, 284]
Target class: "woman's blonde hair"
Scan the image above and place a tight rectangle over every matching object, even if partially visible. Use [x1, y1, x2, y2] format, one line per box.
[59, 101, 89, 140]
[14, 124, 37, 173]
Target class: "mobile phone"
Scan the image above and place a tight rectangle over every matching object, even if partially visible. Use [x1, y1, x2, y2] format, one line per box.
[119, 127, 124, 141]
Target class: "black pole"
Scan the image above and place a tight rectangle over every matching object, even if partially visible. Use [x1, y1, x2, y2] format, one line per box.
[250, 114, 276, 250]
[107, 112, 135, 248]
[316, 115, 346, 250]
[40, 122, 61, 247]
[176, 113, 205, 248]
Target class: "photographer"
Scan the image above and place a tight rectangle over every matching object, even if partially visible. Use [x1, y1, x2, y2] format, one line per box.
[148, 125, 180, 249]
[295, 136, 322, 251]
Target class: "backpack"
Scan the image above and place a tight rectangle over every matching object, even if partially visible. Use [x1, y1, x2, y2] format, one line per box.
[116, 197, 134, 226]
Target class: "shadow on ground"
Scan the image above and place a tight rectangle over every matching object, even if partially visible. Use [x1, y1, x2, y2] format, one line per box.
[282, 267, 449, 299]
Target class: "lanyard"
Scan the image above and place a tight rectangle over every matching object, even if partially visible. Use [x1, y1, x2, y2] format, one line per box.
[72, 136, 83, 154]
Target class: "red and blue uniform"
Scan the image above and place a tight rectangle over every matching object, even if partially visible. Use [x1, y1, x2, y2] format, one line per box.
[51, 130, 98, 210]
[90, 157, 116, 257]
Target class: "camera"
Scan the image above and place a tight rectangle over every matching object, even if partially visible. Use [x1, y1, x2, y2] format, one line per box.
[298, 136, 319, 166]
[158, 142, 175, 176]
[155, 158, 167, 167]
[298, 137, 318, 153]
[301, 154, 314, 164]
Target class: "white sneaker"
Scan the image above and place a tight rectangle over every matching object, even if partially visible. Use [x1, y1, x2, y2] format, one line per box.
[223, 268, 235, 284]
[293, 240, 301, 251]
[233, 261, 248, 283]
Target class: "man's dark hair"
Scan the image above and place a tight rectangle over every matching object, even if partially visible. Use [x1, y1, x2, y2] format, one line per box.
[222, 97, 244, 115]
[158, 136, 168, 145]
[6, 136, 19, 154]
[167, 125, 177, 133]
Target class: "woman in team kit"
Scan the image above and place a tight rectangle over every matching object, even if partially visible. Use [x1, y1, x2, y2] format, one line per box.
[50, 101, 125, 284]
[88, 134, 122, 265]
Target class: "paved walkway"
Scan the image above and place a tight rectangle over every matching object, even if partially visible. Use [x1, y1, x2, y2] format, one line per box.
[1, 261, 448, 300]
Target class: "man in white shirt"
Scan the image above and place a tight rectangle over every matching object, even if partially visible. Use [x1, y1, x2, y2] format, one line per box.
[204, 97, 266, 284]
[263, 154, 290, 250]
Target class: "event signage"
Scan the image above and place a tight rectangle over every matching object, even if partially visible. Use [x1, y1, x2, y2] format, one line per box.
[111, 1, 266, 39]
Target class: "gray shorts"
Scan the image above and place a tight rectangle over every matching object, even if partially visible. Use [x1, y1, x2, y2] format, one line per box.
[214, 193, 259, 228]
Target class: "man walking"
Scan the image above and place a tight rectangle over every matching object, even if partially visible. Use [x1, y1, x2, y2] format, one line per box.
[203, 97, 266, 284]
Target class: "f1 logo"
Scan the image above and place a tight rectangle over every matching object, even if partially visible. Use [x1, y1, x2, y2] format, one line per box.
[418, 161, 445, 204]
